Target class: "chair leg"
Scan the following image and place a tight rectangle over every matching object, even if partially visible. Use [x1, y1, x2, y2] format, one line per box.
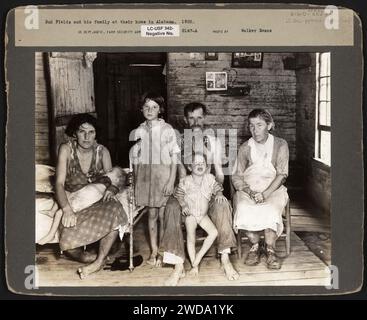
[285, 200, 291, 256]
[237, 230, 242, 259]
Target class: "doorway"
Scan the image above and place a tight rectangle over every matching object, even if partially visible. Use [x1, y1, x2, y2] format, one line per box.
[93, 53, 167, 167]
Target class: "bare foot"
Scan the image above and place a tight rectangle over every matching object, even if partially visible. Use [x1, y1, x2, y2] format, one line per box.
[164, 264, 185, 286]
[221, 254, 239, 281]
[38, 234, 55, 245]
[188, 266, 199, 277]
[77, 259, 105, 280]
[155, 255, 163, 268]
[146, 254, 157, 266]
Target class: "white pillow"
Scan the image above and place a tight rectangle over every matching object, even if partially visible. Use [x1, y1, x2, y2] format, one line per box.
[35, 164, 55, 193]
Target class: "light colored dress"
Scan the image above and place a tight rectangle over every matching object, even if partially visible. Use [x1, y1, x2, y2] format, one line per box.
[175, 173, 223, 223]
[130, 119, 180, 207]
[232, 134, 289, 237]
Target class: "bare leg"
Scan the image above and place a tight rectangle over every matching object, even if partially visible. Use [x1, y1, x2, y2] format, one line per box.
[208, 200, 238, 280]
[264, 228, 277, 249]
[155, 206, 166, 267]
[64, 247, 97, 264]
[246, 231, 260, 245]
[147, 207, 159, 265]
[192, 216, 218, 270]
[164, 263, 185, 286]
[264, 228, 281, 269]
[185, 216, 198, 276]
[78, 230, 118, 279]
[221, 253, 239, 280]
[158, 206, 165, 245]
[244, 231, 262, 267]
[38, 209, 63, 245]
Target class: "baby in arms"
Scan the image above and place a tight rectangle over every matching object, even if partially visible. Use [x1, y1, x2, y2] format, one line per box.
[37, 166, 127, 245]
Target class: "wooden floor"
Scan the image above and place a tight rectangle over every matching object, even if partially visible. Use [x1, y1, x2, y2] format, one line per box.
[36, 214, 330, 287]
[290, 200, 330, 233]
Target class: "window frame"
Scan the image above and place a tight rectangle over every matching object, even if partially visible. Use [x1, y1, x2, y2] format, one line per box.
[315, 52, 331, 166]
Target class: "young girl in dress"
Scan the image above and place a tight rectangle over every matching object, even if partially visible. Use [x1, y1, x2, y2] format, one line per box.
[130, 92, 180, 266]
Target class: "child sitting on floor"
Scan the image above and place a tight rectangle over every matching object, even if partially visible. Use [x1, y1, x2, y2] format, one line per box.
[174, 153, 227, 276]
[37, 166, 126, 245]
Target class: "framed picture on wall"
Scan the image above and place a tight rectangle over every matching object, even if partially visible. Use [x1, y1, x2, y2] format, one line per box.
[232, 52, 263, 68]
[205, 71, 227, 91]
[205, 52, 218, 60]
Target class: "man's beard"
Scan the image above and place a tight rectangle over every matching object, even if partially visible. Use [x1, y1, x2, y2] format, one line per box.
[190, 125, 203, 131]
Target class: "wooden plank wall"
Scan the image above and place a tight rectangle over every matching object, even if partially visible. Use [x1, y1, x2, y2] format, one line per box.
[35, 52, 50, 164]
[48, 53, 97, 157]
[48, 52, 95, 117]
[166, 52, 297, 160]
[295, 53, 331, 215]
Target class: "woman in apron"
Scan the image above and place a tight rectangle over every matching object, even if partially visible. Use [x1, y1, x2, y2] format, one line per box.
[232, 109, 289, 269]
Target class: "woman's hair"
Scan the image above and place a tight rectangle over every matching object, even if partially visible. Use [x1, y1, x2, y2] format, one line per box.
[184, 102, 207, 118]
[140, 91, 165, 113]
[65, 113, 99, 138]
[248, 108, 275, 129]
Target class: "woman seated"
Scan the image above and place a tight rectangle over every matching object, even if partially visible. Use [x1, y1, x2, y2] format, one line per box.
[55, 113, 127, 279]
[232, 109, 289, 269]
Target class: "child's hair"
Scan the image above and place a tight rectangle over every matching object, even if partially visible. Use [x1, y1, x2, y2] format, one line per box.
[184, 102, 207, 118]
[65, 113, 99, 138]
[104, 167, 127, 191]
[248, 108, 275, 130]
[140, 91, 165, 113]
[187, 152, 208, 172]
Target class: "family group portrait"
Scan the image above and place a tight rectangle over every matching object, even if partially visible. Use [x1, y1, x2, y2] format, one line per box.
[34, 51, 331, 287]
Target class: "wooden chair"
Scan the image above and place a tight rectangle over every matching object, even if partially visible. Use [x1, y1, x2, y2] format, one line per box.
[236, 198, 291, 259]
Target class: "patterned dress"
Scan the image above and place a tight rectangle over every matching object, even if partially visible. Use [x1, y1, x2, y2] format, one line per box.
[58, 140, 127, 251]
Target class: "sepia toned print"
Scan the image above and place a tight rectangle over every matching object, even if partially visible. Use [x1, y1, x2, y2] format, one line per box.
[35, 51, 331, 286]
[5, 4, 363, 296]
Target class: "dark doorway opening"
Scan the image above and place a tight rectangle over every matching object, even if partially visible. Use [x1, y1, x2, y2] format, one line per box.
[93, 53, 167, 167]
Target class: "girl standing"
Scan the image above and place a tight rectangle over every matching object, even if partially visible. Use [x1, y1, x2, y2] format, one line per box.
[130, 92, 180, 266]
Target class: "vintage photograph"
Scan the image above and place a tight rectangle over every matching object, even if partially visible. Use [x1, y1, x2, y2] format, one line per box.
[206, 71, 227, 91]
[35, 52, 331, 287]
[232, 52, 264, 68]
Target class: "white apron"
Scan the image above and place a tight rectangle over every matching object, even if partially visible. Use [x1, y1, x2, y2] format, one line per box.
[233, 135, 288, 237]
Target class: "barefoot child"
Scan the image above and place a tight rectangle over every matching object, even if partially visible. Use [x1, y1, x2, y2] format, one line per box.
[175, 153, 227, 276]
[37, 166, 126, 245]
[130, 91, 179, 266]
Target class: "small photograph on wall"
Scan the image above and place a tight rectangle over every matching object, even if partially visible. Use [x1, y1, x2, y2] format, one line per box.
[205, 52, 218, 60]
[206, 71, 227, 91]
[232, 52, 263, 68]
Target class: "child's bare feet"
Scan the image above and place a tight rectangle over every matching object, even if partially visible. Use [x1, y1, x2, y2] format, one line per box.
[188, 266, 199, 277]
[155, 255, 163, 267]
[146, 254, 157, 266]
[77, 259, 105, 279]
[164, 264, 185, 286]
